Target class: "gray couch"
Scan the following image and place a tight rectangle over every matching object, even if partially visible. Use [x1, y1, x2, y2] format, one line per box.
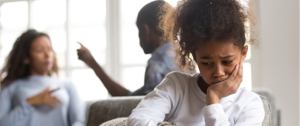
[86, 93, 273, 126]
[87, 96, 143, 126]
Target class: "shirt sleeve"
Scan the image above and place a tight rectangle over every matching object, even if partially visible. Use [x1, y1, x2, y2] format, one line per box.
[127, 74, 180, 126]
[202, 97, 265, 126]
[0, 86, 34, 126]
[130, 62, 165, 96]
[65, 81, 87, 126]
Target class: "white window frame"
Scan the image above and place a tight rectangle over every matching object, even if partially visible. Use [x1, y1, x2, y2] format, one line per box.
[0, 0, 122, 82]
[0, 0, 256, 90]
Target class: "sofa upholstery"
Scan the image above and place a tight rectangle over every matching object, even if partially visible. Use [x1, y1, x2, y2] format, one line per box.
[253, 88, 280, 126]
[87, 92, 272, 126]
[87, 96, 143, 126]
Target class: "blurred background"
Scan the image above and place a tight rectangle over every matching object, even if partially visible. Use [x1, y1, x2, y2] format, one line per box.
[0, 0, 298, 126]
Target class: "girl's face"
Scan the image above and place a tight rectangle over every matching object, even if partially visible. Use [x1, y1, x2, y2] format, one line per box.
[26, 36, 54, 76]
[193, 39, 248, 85]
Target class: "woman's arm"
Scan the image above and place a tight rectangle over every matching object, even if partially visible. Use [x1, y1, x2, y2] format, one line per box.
[127, 74, 180, 126]
[65, 81, 87, 126]
[0, 86, 34, 126]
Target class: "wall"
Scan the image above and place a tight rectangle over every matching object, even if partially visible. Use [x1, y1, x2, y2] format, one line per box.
[254, 0, 299, 125]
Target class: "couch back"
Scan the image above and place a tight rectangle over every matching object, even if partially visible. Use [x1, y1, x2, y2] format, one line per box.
[87, 96, 144, 126]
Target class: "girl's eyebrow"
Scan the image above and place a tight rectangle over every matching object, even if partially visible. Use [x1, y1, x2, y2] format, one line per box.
[221, 55, 235, 59]
[200, 56, 212, 59]
[200, 55, 235, 59]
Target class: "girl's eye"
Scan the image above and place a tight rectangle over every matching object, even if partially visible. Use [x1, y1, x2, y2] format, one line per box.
[201, 62, 211, 66]
[223, 60, 233, 64]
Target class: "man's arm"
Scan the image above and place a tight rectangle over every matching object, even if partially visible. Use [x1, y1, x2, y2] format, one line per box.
[130, 63, 164, 96]
[77, 42, 129, 96]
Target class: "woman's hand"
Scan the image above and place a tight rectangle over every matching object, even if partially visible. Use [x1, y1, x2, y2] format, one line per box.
[206, 62, 243, 105]
[27, 87, 62, 108]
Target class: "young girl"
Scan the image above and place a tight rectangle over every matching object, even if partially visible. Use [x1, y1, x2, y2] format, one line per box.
[0, 30, 86, 126]
[127, 0, 265, 125]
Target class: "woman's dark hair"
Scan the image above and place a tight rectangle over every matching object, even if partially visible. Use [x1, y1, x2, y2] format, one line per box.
[159, 0, 256, 70]
[0, 29, 59, 87]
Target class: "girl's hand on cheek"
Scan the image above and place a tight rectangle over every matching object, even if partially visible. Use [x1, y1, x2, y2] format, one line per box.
[206, 62, 243, 105]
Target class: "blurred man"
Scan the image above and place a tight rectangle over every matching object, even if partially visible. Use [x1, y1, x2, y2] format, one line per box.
[77, 0, 178, 96]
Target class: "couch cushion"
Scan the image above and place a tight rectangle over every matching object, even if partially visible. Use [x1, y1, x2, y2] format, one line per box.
[253, 88, 278, 126]
[100, 117, 176, 126]
[99, 117, 128, 126]
[259, 95, 272, 126]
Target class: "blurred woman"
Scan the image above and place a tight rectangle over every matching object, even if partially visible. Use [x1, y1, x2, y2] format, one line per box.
[0, 29, 86, 126]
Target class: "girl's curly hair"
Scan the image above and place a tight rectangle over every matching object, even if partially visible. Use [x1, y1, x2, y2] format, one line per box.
[159, 0, 257, 70]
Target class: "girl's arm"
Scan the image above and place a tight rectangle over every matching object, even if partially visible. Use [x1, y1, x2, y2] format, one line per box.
[0, 86, 34, 126]
[127, 74, 180, 126]
[203, 96, 265, 126]
[203, 63, 265, 125]
[65, 81, 87, 126]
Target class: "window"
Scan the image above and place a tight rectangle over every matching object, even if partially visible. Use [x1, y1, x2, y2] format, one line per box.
[0, 0, 253, 100]
[0, 0, 107, 101]
[119, 0, 152, 92]
[119, 0, 181, 92]
[68, 0, 107, 101]
[0, 1, 28, 67]
[240, 0, 252, 90]
[242, 47, 252, 90]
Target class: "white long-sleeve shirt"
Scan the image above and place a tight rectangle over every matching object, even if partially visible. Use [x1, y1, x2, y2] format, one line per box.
[128, 72, 265, 126]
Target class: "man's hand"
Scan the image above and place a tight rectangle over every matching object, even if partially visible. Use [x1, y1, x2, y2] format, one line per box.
[77, 42, 97, 68]
[206, 62, 243, 105]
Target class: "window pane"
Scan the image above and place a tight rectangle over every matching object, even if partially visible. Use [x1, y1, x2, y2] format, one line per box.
[71, 68, 108, 101]
[58, 70, 67, 79]
[0, 31, 25, 67]
[55, 53, 66, 69]
[120, 0, 152, 24]
[0, 1, 28, 30]
[69, 26, 106, 67]
[46, 29, 67, 68]
[245, 45, 251, 60]
[70, 0, 106, 26]
[165, 0, 179, 7]
[120, 24, 150, 65]
[46, 29, 67, 53]
[241, 62, 252, 90]
[120, 0, 178, 23]
[122, 66, 146, 92]
[32, 0, 66, 31]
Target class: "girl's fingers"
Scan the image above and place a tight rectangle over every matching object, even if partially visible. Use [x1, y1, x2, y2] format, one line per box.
[233, 63, 243, 88]
[229, 64, 239, 81]
[234, 76, 243, 90]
